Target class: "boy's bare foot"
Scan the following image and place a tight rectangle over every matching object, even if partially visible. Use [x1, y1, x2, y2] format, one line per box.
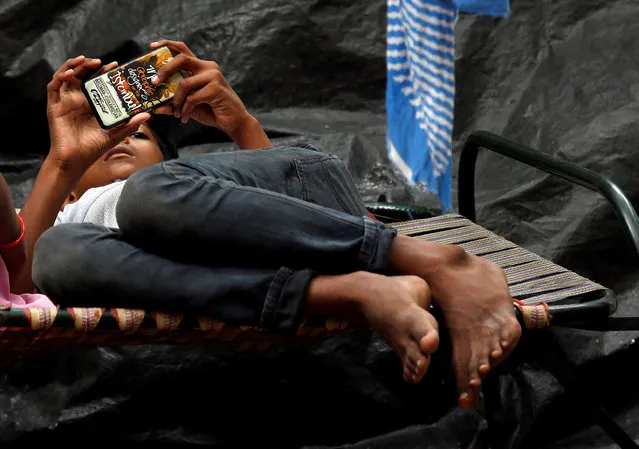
[359, 275, 440, 383]
[305, 272, 439, 383]
[389, 236, 522, 407]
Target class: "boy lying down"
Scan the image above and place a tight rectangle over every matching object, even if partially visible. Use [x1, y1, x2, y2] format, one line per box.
[5, 40, 520, 409]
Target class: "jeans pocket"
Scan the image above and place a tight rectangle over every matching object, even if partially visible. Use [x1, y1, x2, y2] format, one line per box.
[295, 155, 368, 217]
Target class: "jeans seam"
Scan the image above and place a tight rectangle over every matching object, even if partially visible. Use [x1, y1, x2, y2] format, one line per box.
[320, 159, 351, 214]
[293, 160, 308, 202]
[261, 267, 292, 328]
[360, 217, 380, 271]
[295, 154, 331, 163]
[162, 161, 205, 184]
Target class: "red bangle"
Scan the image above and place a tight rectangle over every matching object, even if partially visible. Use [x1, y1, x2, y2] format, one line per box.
[0, 214, 26, 249]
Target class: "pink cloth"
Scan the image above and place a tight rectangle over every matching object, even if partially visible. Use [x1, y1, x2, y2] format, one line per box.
[0, 256, 55, 309]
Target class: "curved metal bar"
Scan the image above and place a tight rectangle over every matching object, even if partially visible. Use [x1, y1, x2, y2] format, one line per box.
[458, 131, 639, 260]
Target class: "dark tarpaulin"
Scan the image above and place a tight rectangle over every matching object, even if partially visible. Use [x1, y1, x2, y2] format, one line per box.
[1, 0, 639, 447]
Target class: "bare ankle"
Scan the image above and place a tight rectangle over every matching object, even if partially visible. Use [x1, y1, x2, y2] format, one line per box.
[389, 235, 467, 275]
[304, 271, 379, 317]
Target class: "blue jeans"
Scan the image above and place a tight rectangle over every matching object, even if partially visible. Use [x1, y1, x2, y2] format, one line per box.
[32, 145, 398, 331]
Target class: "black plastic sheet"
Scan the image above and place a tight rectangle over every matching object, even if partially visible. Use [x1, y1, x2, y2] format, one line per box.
[2, 0, 639, 447]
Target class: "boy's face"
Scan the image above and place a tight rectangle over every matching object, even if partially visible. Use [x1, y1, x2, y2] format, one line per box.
[64, 123, 164, 206]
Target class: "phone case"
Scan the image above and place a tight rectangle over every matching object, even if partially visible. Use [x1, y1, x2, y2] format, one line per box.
[82, 46, 184, 129]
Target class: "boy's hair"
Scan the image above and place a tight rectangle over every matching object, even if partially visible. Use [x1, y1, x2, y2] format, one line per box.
[145, 114, 178, 160]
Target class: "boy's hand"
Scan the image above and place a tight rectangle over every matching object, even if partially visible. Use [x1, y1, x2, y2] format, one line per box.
[149, 40, 254, 140]
[46, 56, 151, 176]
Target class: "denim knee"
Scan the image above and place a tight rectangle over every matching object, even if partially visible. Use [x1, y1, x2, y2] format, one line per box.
[116, 163, 172, 236]
[32, 224, 86, 295]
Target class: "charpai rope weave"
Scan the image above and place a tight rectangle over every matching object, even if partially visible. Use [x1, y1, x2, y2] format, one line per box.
[0, 214, 607, 353]
[393, 215, 605, 304]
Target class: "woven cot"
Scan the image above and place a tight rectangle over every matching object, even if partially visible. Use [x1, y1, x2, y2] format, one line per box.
[0, 213, 613, 355]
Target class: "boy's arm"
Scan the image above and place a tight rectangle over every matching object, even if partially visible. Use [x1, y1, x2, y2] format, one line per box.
[149, 40, 273, 151]
[11, 158, 81, 293]
[11, 57, 151, 294]
[228, 114, 272, 151]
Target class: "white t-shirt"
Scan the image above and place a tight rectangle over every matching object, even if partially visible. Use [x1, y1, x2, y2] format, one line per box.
[55, 181, 125, 229]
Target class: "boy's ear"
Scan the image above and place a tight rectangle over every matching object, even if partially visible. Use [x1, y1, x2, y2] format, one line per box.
[61, 192, 78, 211]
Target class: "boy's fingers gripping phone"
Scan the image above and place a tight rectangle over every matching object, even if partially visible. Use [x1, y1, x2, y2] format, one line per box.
[82, 61, 118, 82]
[151, 53, 201, 86]
[81, 46, 184, 129]
[150, 40, 196, 57]
[72, 58, 102, 80]
[94, 61, 119, 78]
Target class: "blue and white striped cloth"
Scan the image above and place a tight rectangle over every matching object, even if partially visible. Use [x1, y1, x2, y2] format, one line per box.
[386, 0, 509, 211]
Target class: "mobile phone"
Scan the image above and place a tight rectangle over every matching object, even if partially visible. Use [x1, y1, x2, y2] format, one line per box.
[82, 46, 184, 129]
